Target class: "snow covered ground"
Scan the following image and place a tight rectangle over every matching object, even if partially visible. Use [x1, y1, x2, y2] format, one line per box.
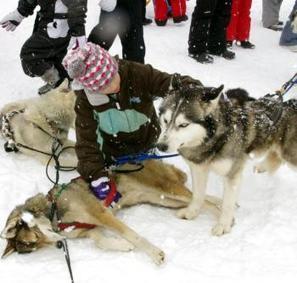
[1, 0, 297, 282]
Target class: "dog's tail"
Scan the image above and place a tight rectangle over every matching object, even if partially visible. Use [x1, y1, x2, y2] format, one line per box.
[226, 88, 255, 106]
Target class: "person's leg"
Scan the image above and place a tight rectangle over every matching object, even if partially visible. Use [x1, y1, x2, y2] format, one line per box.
[208, 0, 234, 59]
[188, 0, 216, 63]
[88, 9, 119, 49]
[120, 1, 145, 63]
[171, 0, 188, 23]
[236, 0, 255, 48]
[154, 0, 168, 26]
[236, 0, 252, 40]
[262, 0, 283, 29]
[142, 0, 152, 25]
[279, 1, 297, 48]
[226, 0, 239, 43]
[20, 32, 69, 94]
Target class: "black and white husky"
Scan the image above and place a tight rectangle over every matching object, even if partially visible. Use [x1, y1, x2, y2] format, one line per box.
[157, 84, 297, 236]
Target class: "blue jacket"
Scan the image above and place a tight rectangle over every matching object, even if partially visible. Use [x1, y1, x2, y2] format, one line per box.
[280, 1, 297, 47]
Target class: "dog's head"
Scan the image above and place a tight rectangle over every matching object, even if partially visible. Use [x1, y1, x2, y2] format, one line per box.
[1, 194, 62, 258]
[156, 84, 224, 152]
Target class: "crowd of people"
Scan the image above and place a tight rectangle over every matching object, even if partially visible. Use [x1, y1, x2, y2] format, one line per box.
[0, 0, 296, 204]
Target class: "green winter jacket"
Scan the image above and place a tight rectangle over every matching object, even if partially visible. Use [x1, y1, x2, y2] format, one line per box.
[75, 59, 202, 181]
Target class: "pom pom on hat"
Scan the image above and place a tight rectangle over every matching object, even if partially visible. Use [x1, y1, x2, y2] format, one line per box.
[63, 42, 118, 92]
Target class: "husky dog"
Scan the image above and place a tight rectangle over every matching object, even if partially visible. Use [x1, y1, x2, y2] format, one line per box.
[0, 160, 220, 264]
[0, 81, 77, 167]
[157, 84, 294, 236]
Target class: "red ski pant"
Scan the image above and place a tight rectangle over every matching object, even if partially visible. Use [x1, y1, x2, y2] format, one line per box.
[154, 0, 186, 20]
[226, 0, 252, 41]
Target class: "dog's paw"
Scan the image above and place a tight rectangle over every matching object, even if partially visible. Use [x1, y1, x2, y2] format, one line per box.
[211, 223, 232, 236]
[253, 164, 267, 174]
[176, 207, 199, 220]
[150, 248, 165, 265]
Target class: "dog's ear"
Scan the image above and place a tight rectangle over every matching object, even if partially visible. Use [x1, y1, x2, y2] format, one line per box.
[1, 208, 22, 239]
[1, 239, 16, 259]
[201, 85, 224, 102]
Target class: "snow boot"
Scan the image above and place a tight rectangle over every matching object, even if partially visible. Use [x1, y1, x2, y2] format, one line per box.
[189, 52, 214, 64]
[38, 66, 62, 95]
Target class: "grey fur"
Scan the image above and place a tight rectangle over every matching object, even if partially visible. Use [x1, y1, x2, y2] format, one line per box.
[157, 85, 296, 235]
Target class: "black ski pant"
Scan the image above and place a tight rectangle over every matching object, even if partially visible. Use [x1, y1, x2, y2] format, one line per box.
[188, 0, 232, 55]
[88, 0, 145, 63]
[20, 18, 70, 79]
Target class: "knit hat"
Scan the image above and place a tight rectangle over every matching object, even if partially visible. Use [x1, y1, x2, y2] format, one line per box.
[62, 42, 118, 94]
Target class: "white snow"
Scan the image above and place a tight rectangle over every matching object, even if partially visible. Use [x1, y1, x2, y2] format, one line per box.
[1, 1, 297, 283]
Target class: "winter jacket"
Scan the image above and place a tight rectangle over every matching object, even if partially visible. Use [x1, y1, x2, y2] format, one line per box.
[279, 1, 297, 47]
[17, 0, 87, 36]
[75, 59, 202, 182]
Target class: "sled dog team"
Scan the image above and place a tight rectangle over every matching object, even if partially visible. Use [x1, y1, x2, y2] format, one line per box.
[1, 43, 297, 264]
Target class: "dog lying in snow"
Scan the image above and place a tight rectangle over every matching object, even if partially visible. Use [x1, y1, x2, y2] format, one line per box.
[1, 160, 220, 264]
[0, 81, 77, 167]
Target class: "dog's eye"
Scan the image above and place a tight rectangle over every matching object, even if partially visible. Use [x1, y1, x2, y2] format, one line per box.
[163, 118, 168, 124]
[178, 123, 189, 128]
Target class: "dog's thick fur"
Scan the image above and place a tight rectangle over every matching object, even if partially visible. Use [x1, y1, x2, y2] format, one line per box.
[0, 81, 77, 167]
[157, 85, 297, 236]
[0, 160, 220, 264]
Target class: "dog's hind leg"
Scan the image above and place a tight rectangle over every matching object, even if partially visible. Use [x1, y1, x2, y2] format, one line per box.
[87, 227, 134, 251]
[254, 150, 282, 174]
[95, 210, 165, 265]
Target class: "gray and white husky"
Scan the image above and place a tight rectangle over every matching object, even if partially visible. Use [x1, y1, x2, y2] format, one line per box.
[157, 84, 297, 236]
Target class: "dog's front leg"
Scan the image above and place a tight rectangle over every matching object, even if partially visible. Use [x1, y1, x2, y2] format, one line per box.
[87, 227, 134, 251]
[98, 211, 165, 265]
[176, 162, 209, 220]
[212, 171, 242, 236]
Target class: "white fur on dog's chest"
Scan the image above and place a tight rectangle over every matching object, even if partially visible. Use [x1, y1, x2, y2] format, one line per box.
[210, 159, 233, 176]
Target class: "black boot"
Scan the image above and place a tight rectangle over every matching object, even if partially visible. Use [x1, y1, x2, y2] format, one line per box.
[210, 49, 235, 60]
[237, 40, 255, 49]
[189, 52, 214, 64]
[143, 18, 153, 25]
[266, 24, 283, 31]
[155, 19, 167, 26]
[173, 15, 188, 24]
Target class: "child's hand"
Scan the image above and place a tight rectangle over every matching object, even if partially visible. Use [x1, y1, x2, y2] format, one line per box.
[0, 9, 24, 32]
[91, 177, 122, 208]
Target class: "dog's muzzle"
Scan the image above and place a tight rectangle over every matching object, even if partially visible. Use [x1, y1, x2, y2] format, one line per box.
[156, 143, 168, 152]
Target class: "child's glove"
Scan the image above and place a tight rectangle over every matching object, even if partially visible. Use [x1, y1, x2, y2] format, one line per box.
[0, 9, 25, 31]
[99, 0, 117, 12]
[91, 177, 121, 208]
[67, 35, 87, 50]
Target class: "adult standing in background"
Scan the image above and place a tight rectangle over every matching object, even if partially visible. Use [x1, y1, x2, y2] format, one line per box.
[262, 0, 284, 30]
[88, 0, 145, 63]
[188, 0, 234, 64]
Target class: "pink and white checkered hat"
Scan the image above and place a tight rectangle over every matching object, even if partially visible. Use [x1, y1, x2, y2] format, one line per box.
[62, 42, 118, 92]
